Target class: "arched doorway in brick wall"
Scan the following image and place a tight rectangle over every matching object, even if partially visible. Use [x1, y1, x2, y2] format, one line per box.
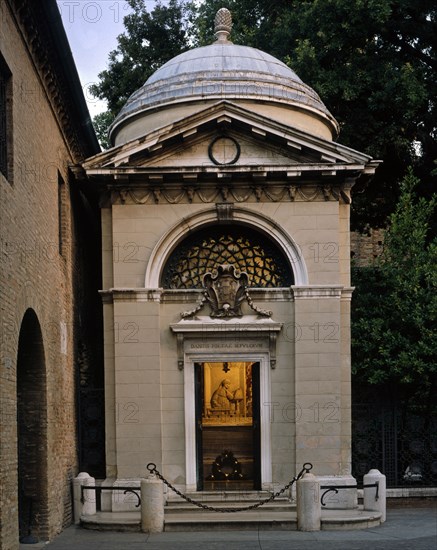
[16, 309, 48, 542]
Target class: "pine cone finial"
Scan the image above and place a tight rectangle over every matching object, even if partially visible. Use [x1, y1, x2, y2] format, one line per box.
[214, 8, 233, 43]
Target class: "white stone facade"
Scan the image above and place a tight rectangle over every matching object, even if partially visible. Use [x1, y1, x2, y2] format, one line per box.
[83, 20, 378, 507]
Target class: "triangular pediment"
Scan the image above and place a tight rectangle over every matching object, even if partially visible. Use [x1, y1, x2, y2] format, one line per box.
[83, 102, 378, 177]
[138, 130, 319, 168]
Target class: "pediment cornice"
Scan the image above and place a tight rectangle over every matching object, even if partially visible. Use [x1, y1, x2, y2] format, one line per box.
[83, 101, 379, 178]
[83, 102, 380, 206]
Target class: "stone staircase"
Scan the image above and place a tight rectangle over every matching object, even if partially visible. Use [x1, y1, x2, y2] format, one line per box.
[164, 491, 296, 531]
[80, 490, 382, 532]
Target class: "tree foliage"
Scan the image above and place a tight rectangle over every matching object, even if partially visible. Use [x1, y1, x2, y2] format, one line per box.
[89, 0, 192, 129]
[92, 111, 114, 150]
[351, 170, 437, 409]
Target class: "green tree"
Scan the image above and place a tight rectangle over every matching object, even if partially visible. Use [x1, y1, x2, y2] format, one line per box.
[92, 111, 114, 150]
[351, 170, 437, 410]
[286, 0, 436, 231]
[89, 0, 192, 146]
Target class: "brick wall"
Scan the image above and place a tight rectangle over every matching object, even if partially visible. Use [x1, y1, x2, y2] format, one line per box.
[350, 228, 385, 266]
[0, 3, 101, 548]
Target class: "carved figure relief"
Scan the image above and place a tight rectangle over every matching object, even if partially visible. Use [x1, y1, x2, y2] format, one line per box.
[210, 378, 234, 410]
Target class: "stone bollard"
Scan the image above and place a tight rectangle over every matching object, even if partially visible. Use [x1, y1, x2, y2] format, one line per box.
[363, 469, 386, 522]
[141, 477, 164, 533]
[297, 472, 321, 531]
[73, 472, 96, 524]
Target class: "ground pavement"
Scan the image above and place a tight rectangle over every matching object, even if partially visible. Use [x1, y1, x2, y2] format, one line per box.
[20, 505, 436, 550]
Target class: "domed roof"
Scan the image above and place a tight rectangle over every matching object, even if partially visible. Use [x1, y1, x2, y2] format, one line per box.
[110, 9, 338, 144]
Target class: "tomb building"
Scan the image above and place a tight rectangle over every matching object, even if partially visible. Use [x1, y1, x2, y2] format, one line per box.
[83, 8, 379, 504]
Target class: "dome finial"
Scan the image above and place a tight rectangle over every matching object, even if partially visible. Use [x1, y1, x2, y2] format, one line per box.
[214, 8, 233, 44]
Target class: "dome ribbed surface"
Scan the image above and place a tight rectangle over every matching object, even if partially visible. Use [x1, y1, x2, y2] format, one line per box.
[110, 43, 334, 138]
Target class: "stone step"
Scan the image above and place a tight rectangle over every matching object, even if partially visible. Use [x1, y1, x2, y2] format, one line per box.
[81, 507, 382, 533]
[163, 508, 383, 532]
[165, 492, 293, 512]
[164, 511, 297, 532]
[165, 501, 295, 514]
[81, 511, 141, 532]
[166, 491, 290, 504]
[320, 508, 382, 530]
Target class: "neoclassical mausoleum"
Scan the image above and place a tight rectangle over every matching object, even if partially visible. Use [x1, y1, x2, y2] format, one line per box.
[83, 8, 379, 504]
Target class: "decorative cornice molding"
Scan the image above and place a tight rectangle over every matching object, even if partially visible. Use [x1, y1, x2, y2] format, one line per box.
[161, 288, 293, 303]
[99, 289, 163, 303]
[7, 0, 99, 161]
[111, 183, 352, 205]
[171, 315, 283, 369]
[340, 287, 355, 301]
[100, 287, 295, 304]
[292, 285, 344, 299]
[84, 99, 379, 169]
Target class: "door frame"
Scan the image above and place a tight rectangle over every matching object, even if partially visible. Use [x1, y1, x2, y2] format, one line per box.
[184, 351, 272, 492]
[195, 361, 261, 491]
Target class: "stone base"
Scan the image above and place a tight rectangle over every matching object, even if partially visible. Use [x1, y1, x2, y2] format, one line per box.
[111, 478, 142, 512]
[81, 507, 383, 532]
[101, 478, 116, 511]
[317, 475, 357, 510]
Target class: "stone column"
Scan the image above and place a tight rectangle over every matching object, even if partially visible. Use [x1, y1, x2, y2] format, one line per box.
[340, 288, 354, 471]
[141, 477, 164, 533]
[73, 472, 96, 524]
[364, 469, 386, 522]
[297, 472, 321, 531]
[101, 207, 117, 481]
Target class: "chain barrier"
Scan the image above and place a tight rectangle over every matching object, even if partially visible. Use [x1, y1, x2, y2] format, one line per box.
[146, 462, 313, 513]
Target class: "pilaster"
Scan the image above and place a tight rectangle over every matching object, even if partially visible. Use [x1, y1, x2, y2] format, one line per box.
[104, 289, 163, 482]
[293, 286, 347, 475]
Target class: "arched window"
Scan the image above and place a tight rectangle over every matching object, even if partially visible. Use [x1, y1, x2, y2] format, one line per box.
[161, 226, 293, 289]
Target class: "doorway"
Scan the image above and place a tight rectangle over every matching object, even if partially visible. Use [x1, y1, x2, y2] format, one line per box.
[195, 362, 261, 491]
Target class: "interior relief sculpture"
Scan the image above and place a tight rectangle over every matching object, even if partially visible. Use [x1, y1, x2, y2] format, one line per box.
[204, 363, 252, 424]
[197, 362, 260, 490]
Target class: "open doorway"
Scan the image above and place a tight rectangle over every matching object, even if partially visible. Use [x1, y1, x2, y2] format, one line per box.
[194, 362, 261, 491]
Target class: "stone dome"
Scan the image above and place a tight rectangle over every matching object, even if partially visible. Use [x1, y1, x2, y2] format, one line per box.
[110, 9, 339, 145]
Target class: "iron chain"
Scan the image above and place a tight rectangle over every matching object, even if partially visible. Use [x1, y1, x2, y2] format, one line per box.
[146, 462, 312, 513]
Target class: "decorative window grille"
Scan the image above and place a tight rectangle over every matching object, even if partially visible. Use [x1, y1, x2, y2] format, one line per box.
[161, 227, 293, 289]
